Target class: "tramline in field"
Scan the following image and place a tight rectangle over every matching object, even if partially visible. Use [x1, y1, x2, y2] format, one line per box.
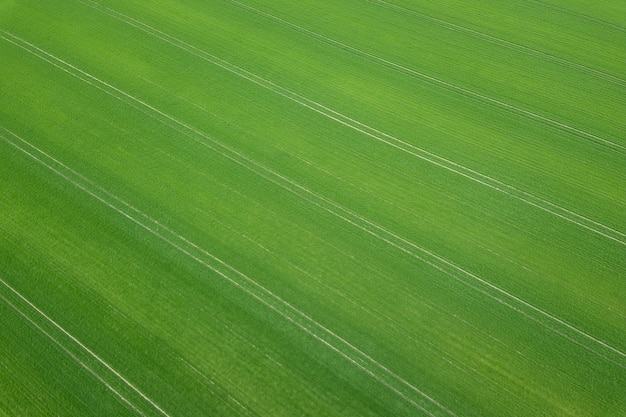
[1, 0, 624, 416]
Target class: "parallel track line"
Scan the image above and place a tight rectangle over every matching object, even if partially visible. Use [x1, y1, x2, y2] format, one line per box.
[0, 280, 165, 417]
[528, 0, 626, 31]
[223, 0, 626, 150]
[66, 4, 626, 244]
[0, 128, 453, 417]
[366, 0, 626, 86]
[2, 34, 624, 366]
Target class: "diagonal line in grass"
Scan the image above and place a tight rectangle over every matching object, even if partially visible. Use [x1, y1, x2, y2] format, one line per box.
[527, 0, 626, 32]
[365, 0, 626, 87]
[67, 2, 626, 244]
[2, 33, 624, 368]
[0, 279, 168, 417]
[221, 0, 626, 151]
[0, 128, 456, 417]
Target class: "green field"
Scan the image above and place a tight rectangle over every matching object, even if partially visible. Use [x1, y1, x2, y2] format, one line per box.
[1, 0, 625, 416]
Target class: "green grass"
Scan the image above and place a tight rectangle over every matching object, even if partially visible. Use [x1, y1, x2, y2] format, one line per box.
[1, 0, 625, 416]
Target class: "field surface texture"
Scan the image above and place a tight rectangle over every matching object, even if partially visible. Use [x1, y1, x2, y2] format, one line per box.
[1, 1, 625, 416]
